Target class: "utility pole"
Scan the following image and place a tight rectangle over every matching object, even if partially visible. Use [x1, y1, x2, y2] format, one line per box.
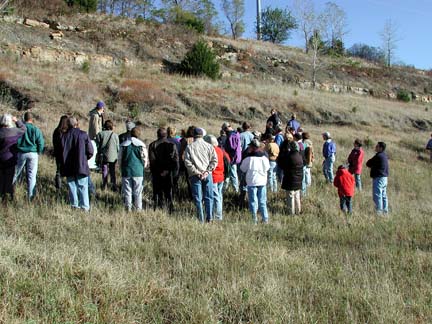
[256, 0, 262, 40]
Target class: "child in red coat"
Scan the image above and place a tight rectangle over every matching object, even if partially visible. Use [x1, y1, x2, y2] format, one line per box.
[333, 165, 355, 214]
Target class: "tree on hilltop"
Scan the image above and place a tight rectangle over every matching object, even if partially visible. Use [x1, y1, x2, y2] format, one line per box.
[221, 0, 245, 39]
[380, 18, 400, 67]
[259, 6, 297, 44]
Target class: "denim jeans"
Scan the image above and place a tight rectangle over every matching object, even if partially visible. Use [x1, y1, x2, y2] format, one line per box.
[14, 152, 38, 200]
[190, 174, 214, 223]
[67, 175, 90, 211]
[323, 155, 335, 183]
[268, 161, 278, 193]
[373, 177, 388, 214]
[354, 174, 362, 191]
[340, 196, 353, 213]
[302, 166, 311, 196]
[122, 176, 144, 211]
[287, 190, 301, 215]
[224, 163, 239, 192]
[247, 185, 269, 223]
[213, 181, 224, 220]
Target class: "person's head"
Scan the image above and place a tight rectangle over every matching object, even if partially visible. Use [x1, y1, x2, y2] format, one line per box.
[131, 126, 141, 139]
[266, 121, 273, 128]
[252, 130, 261, 139]
[285, 132, 294, 142]
[275, 126, 282, 134]
[204, 134, 218, 147]
[242, 121, 251, 131]
[270, 109, 277, 115]
[157, 127, 167, 139]
[96, 101, 105, 113]
[293, 133, 302, 141]
[0, 114, 14, 128]
[375, 141, 386, 152]
[354, 138, 362, 148]
[322, 132, 331, 140]
[57, 115, 69, 133]
[302, 132, 310, 140]
[125, 121, 135, 132]
[237, 127, 242, 133]
[23, 112, 33, 123]
[67, 117, 78, 129]
[221, 122, 231, 132]
[167, 126, 176, 138]
[193, 127, 204, 138]
[104, 120, 114, 131]
[338, 164, 346, 171]
[219, 129, 226, 137]
[291, 113, 296, 120]
[288, 126, 295, 135]
[249, 139, 261, 151]
[186, 126, 196, 138]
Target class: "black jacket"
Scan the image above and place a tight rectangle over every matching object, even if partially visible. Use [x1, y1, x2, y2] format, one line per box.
[277, 150, 304, 191]
[366, 152, 389, 178]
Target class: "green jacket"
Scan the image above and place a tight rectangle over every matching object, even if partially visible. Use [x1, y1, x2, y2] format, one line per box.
[119, 137, 148, 177]
[17, 122, 44, 154]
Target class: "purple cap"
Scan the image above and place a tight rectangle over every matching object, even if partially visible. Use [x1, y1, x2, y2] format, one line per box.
[96, 101, 105, 109]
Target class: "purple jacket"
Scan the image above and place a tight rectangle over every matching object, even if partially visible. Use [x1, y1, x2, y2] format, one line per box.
[0, 121, 26, 169]
[61, 127, 94, 177]
[224, 130, 242, 164]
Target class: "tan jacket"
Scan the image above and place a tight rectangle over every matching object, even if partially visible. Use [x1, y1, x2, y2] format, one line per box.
[265, 142, 280, 161]
[184, 138, 218, 177]
[88, 109, 103, 140]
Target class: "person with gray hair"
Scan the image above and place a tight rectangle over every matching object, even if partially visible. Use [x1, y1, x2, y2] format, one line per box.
[61, 117, 94, 211]
[0, 113, 26, 205]
[205, 134, 228, 221]
[13, 112, 45, 201]
[119, 120, 136, 144]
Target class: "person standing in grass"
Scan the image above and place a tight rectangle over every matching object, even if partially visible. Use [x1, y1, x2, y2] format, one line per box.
[184, 128, 218, 223]
[61, 117, 94, 211]
[204, 134, 227, 221]
[222, 123, 242, 193]
[426, 133, 432, 161]
[88, 101, 105, 140]
[347, 138, 364, 191]
[277, 141, 304, 215]
[13, 112, 45, 201]
[119, 127, 148, 212]
[267, 109, 281, 131]
[333, 165, 355, 214]
[302, 132, 314, 196]
[148, 128, 179, 214]
[95, 120, 119, 191]
[0, 113, 26, 205]
[366, 142, 389, 215]
[322, 132, 336, 183]
[240, 139, 270, 224]
[286, 113, 301, 134]
[53, 115, 69, 190]
[263, 134, 279, 193]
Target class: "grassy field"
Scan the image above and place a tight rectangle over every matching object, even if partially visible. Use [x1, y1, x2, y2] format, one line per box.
[1, 15, 432, 322]
[1, 128, 432, 323]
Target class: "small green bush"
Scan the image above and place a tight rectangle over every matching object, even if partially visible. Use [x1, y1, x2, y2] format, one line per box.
[81, 61, 90, 74]
[173, 8, 205, 34]
[135, 15, 146, 25]
[397, 89, 411, 102]
[179, 40, 220, 80]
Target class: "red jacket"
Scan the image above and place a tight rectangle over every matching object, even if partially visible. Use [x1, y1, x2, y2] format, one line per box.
[212, 146, 225, 183]
[347, 147, 364, 175]
[334, 168, 355, 197]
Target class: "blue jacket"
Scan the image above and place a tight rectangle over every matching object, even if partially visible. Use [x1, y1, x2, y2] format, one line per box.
[61, 128, 94, 177]
[366, 152, 389, 178]
[322, 140, 336, 158]
[287, 119, 300, 132]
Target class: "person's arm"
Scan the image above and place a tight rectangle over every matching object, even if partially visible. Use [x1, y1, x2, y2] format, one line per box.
[36, 128, 45, 154]
[184, 147, 198, 176]
[85, 134, 94, 160]
[141, 144, 149, 168]
[207, 146, 218, 172]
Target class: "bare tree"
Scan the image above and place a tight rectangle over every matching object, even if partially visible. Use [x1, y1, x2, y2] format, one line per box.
[292, 0, 315, 53]
[322, 1, 347, 47]
[221, 0, 245, 39]
[380, 19, 400, 67]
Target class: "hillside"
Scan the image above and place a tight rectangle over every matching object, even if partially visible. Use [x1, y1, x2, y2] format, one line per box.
[1, 13, 432, 323]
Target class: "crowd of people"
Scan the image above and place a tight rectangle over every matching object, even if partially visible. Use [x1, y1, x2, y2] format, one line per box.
[0, 101, 400, 223]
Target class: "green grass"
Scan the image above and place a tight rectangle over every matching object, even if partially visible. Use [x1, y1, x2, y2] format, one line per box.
[1, 141, 432, 323]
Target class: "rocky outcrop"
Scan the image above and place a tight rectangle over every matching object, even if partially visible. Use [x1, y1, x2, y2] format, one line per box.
[1, 43, 133, 67]
[24, 18, 50, 29]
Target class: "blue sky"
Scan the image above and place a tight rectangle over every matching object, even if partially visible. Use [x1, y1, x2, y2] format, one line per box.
[217, 0, 431, 70]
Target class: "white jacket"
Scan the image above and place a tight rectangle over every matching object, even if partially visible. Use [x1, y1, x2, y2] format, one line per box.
[240, 151, 270, 187]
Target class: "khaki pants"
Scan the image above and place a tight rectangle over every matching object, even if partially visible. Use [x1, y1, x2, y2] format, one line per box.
[287, 190, 301, 215]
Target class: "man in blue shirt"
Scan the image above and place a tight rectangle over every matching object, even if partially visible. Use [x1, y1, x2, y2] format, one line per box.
[322, 132, 336, 183]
